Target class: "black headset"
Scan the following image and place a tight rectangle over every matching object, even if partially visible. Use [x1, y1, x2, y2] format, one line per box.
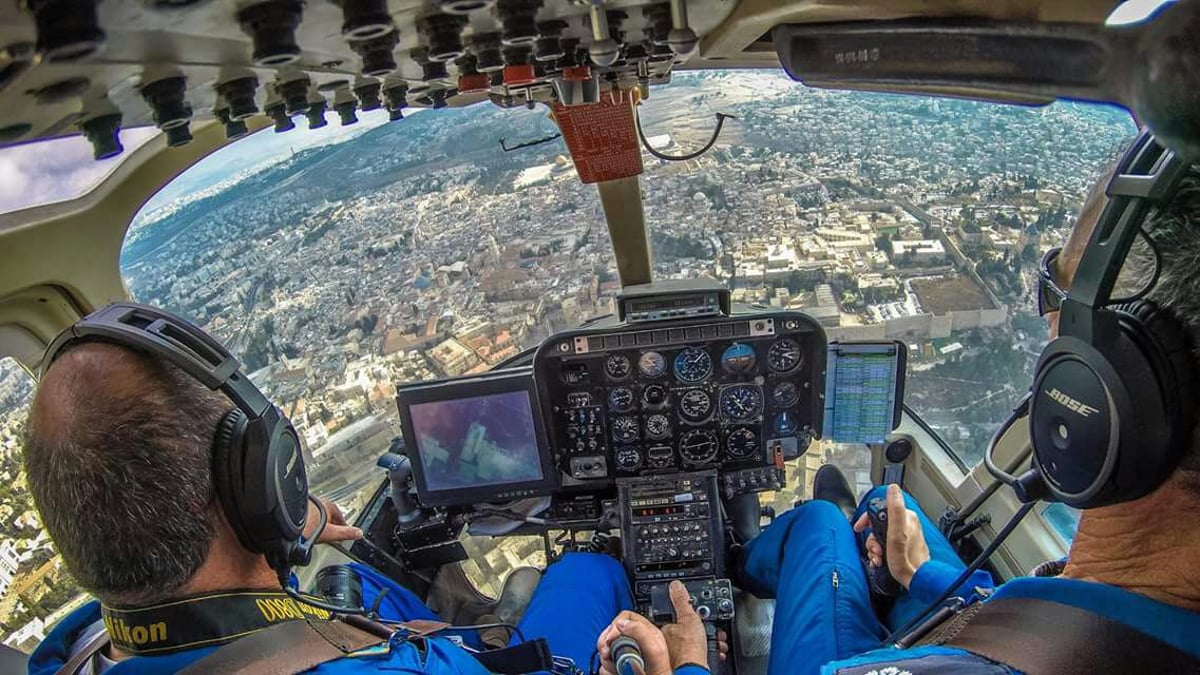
[41, 302, 316, 574]
[1028, 130, 1197, 509]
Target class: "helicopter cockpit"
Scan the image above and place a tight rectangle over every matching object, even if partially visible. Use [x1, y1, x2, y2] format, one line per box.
[0, 0, 1198, 673]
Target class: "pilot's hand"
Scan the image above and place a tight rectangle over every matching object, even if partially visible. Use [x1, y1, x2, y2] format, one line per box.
[597, 611, 672, 675]
[853, 484, 930, 589]
[596, 581, 727, 675]
[304, 497, 363, 545]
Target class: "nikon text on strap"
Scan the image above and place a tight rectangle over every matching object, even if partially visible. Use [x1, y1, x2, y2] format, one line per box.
[100, 589, 334, 656]
[920, 597, 1198, 674]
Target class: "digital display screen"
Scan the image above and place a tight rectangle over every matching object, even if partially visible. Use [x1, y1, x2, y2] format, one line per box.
[823, 343, 904, 444]
[408, 390, 545, 492]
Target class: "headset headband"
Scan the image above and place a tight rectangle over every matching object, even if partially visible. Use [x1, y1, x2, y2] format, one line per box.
[41, 303, 277, 425]
[1060, 130, 1189, 342]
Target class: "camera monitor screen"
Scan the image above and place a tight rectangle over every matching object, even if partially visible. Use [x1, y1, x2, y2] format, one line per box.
[823, 341, 908, 444]
[396, 368, 556, 507]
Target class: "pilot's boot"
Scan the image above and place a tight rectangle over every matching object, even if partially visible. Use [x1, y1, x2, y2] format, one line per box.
[494, 566, 542, 626]
[812, 464, 857, 521]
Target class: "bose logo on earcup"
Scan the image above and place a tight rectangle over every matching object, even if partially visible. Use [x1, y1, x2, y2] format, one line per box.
[1046, 388, 1100, 417]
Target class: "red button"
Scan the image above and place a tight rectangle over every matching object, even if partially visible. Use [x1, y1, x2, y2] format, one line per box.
[458, 73, 490, 93]
[503, 64, 537, 87]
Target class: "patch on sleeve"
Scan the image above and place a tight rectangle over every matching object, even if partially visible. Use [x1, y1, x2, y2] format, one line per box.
[833, 653, 1017, 675]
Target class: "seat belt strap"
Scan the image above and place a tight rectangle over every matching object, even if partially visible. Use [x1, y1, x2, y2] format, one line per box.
[930, 597, 1199, 674]
[178, 619, 384, 675]
[472, 638, 555, 674]
[55, 628, 111, 675]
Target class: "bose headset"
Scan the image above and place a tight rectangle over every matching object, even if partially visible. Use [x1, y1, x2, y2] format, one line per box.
[41, 302, 317, 577]
[1017, 130, 1197, 509]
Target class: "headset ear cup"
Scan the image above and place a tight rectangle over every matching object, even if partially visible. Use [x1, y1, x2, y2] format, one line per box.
[212, 408, 260, 553]
[1117, 301, 1199, 424]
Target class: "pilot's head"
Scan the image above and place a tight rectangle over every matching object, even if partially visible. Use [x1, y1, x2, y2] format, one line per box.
[22, 342, 269, 605]
[1044, 158, 1200, 485]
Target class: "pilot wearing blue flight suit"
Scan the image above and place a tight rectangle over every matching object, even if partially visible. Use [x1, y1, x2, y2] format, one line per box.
[20, 331, 716, 674]
[597, 157, 1200, 673]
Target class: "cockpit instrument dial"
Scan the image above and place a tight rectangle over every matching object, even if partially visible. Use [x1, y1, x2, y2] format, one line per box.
[673, 347, 713, 383]
[608, 387, 635, 412]
[615, 446, 643, 472]
[721, 343, 757, 373]
[638, 351, 667, 378]
[720, 385, 763, 423]
[645, 414, 671, 440]
[768, 338, 803, 373]
[725, 428, 760, 460]
[679, 389, 713, 423]
[642, 383, 668, 408]
[612, 416, 640, 443]
[605, 354, 631, 380]
[679, 429, 719, 465]
[772, 382, 799, 407]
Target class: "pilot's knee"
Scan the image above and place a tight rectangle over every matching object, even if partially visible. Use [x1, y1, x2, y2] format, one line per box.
[550, 551, 625, 581]
[771, 498, 852, 535]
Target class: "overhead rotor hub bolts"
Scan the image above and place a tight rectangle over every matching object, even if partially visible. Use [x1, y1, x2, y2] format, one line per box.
[438, 0, 494, 14]
[421, 59, 449, 82]
[216, 76, 260, 120]
[306, 98, 328, 128]
[335, 100, 358, 125]
[265, 101, 296, 132]
[164, 122, 193, 147]
[497, 0, 542, 47]
[472, 33, 505, 72]
[355, 80, 383, 110]
[420, 14, 468, 62]
[351, 30, 399, 77]
[338, 0, 394, 41]
[140, 76, 192, 129]
[26, 0, 106, 62]
[80, 113, 123, 160]
[237, 0, 305, 67]
[533, 20, 566, 62]
[278, 80, 311, 115]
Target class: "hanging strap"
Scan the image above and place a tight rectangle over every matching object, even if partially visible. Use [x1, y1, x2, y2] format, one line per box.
[920, 597, 1199, 674]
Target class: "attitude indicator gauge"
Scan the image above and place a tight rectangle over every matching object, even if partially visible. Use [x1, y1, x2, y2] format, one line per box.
[673, 347, 713, 383]
[721, 343, 757, 373]
[772, 382, 799, 407]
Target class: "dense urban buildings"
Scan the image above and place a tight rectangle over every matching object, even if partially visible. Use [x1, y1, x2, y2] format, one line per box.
[0, 70, 1134, 646]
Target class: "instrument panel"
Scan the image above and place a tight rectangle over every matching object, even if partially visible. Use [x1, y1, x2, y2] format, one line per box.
[533, 313, 827, 485]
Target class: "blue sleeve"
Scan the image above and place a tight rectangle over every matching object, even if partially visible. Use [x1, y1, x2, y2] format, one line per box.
[675, 665, 711, 675]
[908, 559, 995, 607]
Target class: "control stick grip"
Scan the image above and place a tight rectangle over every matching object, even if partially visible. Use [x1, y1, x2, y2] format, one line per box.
[705, 622, 723, 675]
[612, 636, 644, 675]
[866, 497, 903, 597]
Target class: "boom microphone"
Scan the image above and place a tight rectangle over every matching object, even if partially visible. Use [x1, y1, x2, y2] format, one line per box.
[612, 636, 645, 675]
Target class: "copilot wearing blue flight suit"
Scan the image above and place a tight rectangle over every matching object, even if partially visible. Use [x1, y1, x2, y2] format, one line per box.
[32, 554, 716, 675]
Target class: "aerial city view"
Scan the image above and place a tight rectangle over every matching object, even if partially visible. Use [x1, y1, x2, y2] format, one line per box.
[0, 69, 1134, 645]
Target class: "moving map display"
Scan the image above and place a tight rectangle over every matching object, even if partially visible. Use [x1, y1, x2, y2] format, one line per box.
[409, 390, 545, 492]
[823, 342, 906, 444]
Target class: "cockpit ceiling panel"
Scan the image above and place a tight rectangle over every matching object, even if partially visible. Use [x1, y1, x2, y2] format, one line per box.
[0, 1, 1120, 151]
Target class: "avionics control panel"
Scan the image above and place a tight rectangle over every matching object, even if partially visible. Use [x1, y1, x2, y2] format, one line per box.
[533, 312, 827, 484]
[619, 471, 725, 600]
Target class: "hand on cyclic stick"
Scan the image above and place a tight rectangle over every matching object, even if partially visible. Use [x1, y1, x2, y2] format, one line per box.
[597, 581, 728, 675]
[853, 484, 931, 590]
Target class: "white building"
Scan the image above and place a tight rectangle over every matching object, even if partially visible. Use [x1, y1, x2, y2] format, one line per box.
[891, 239, 946, 265]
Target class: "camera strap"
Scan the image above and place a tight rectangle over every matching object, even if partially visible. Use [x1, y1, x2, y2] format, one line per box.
[100, 589, 335, 656]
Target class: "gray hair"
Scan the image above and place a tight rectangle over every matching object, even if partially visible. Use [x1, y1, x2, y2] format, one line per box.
[23, 342, 230, 604]
[1119, 162, 1200, 477]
